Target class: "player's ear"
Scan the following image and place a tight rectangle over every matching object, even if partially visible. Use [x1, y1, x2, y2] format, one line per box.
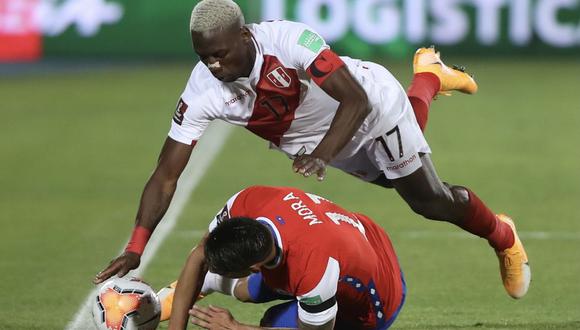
[249, 264, 261, 274]
[240, 27, 252, 43]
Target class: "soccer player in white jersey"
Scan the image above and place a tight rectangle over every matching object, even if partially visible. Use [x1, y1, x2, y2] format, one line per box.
[94, 0, 530, 306]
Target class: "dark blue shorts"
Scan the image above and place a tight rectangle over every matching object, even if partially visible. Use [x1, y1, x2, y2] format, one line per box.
[248, 272, 407, 329]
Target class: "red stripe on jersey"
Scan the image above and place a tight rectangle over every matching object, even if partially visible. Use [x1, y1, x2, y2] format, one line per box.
[247, 55, 300, 147]
[307, 49, 345, 86]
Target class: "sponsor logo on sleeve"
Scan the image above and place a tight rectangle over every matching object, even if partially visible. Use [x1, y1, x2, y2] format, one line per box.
[267, 66, 292, 88]
[215, 205, 230, 225]
[298, 30, 324, 53]
[172, 98, 188, 125]
[301, 295, 323, 305]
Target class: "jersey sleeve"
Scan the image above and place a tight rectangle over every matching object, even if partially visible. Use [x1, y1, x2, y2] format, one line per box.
[275, 21, 330, 71]
[167, 97, 209, 145]
[168, 64, 218, 145]
[296, 256, 340, 326]
[208, 190, 244, 231]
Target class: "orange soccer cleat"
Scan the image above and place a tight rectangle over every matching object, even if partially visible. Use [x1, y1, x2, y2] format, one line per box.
[413, 46, 478, 96]
[495, 214, 531, 299]
[157, 281, 206, 322]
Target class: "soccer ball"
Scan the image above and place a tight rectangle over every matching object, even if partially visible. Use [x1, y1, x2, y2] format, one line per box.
[92, 277, 161, 330]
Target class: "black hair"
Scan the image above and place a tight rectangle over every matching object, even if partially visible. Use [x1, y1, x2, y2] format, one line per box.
[204, 217, 273, 275]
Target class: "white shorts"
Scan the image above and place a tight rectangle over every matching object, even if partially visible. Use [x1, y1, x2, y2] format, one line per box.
[330, 61, 430, 181]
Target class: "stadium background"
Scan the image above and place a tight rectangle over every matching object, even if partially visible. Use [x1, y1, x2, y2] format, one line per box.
[1, 0, 579, 329]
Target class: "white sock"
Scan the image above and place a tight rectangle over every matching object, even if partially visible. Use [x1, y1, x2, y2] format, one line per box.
[200, 271, 240, 297]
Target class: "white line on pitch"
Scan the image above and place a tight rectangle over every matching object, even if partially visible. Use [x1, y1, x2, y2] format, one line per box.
[397, 230, 580, 240]
[65, 122, 233, 330]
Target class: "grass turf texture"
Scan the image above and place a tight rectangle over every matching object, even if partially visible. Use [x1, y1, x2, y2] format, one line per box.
[0, 58, 579, 329]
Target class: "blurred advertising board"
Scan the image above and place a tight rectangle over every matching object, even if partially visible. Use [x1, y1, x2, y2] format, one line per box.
[1, 0, 579, 61]
[263, 0, 580, 58]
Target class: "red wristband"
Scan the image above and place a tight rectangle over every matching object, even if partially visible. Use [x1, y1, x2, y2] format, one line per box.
[125, 226, 152, 255]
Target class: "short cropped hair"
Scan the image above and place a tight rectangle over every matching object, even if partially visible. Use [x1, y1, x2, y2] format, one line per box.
[204, 217, 273, 275]
[190, 0, 245, 33]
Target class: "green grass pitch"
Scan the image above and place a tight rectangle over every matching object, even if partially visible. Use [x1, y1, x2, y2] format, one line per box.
[0, 57, 579, 329]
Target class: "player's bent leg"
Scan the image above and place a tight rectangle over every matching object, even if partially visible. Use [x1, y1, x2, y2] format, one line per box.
[390, 154, 468, 222]
[391, 154, 517, 251]
[391, 154, 530, 298]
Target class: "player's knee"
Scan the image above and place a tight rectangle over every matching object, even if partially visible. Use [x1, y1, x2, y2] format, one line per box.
[406, 190, 454, 221]
[447, 184, 470, 207]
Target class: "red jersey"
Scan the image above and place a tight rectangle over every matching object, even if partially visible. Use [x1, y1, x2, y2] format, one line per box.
[209, 186, 403, 329]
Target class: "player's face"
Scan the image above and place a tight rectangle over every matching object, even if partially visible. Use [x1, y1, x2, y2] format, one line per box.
[192, 26, 254, 82]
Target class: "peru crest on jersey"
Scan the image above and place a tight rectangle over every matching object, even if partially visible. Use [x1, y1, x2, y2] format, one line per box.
[267, 66, 292, 88]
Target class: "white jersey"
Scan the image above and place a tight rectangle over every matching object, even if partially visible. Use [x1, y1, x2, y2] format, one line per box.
[169, 20, 429, 180]
[169, 20, 411, 158]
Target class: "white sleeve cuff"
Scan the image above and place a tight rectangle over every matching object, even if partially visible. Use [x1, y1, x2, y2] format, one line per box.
[298, 301, 337, 326]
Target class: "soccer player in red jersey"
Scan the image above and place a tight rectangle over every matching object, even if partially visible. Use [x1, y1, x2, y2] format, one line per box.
[167, 186, 405, 330]
[94, 0, 529, 300]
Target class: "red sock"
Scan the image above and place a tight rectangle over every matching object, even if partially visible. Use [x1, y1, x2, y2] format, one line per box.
[407, 72, 440, 132]
[459, 190, 515, 251]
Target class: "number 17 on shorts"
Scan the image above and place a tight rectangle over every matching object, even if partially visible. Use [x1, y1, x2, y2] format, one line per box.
[370, 116, 430, 179]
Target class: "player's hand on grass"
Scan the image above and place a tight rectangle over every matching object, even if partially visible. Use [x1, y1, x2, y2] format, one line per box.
[293, 154, 327, 181]
[93, 252, 141, 284]
[190, 305, 240, 330]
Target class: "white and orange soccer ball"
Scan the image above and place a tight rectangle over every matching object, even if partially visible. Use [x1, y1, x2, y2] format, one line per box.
[92, 277, 161, 330]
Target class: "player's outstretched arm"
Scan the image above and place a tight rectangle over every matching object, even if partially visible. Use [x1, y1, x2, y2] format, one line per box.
[93, 137, 195, 284]
[169, 234, 209, 330]
[293, 53, 370, 181]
